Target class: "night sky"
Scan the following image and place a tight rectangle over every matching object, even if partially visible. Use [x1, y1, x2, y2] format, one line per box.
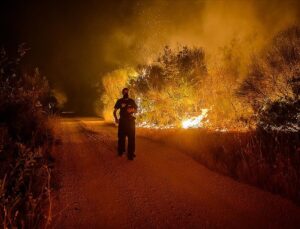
[0, 0, 139, 114]
[1, 0, 299, 114]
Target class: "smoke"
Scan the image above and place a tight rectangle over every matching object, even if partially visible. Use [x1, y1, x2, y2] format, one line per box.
[2, 0, 298, 114]
[98, 0, 300, 123]
[103, 0, 300, 67]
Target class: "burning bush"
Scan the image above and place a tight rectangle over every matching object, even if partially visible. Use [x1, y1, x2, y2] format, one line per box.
[131, 46, 207, 127]
[99, 45, 253, 130]
[239, 26, 300, 131]
[98, 67, 138, 121]
[98, 46, 209, 128]
[99, 27, 299, 132]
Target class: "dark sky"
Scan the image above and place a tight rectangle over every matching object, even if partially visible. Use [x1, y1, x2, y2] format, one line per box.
[0, 0, 139, 114]
[1, 0, 299, 114]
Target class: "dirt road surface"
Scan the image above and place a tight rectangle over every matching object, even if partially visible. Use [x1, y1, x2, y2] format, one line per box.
[53, 118, 300, 228]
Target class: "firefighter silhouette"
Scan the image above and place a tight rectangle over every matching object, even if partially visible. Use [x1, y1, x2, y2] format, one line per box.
[113, 88, 138, 160]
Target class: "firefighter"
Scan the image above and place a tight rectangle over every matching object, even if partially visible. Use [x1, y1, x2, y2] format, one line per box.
[113, 88, 138, 160]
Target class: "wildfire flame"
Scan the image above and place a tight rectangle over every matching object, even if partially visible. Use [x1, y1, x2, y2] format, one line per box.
[136, 98, 210, 129]
[181, 109, 209, 129]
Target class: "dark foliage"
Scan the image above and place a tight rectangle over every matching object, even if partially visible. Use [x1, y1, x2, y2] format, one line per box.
[0, 45, 54, 228]
[0, 44, 53, 144]
[258, 99, 300, 131]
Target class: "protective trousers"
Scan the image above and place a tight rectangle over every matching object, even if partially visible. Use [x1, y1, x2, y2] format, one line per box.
[118, 118, 135, 158]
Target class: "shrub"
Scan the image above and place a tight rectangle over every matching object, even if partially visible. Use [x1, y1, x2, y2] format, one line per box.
[239, 26, 300, 131]
[130, 46, 207, 127]
[98, 67, 137, 121]
[0, 45, 54, 228]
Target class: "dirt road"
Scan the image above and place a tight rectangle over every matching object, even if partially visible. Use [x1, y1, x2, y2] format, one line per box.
[53, 118, 300, 228]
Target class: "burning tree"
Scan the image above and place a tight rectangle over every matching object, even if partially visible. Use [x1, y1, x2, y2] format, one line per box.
[98, 46, 209, 128]
[99, 26, 299, 132]
[130, 46, 208, 128]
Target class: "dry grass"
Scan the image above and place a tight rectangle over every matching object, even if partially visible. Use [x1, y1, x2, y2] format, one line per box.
[0, 122, 54, 228]
[0, 141, 53, 229]
[138, 128, 300, 204]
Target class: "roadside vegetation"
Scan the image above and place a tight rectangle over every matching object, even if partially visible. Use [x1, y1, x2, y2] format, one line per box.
[99, 26, 300, 203]
[138, 128, 300, 204]
[99, 26, 299, 131]
[0, 44, 56, 228]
